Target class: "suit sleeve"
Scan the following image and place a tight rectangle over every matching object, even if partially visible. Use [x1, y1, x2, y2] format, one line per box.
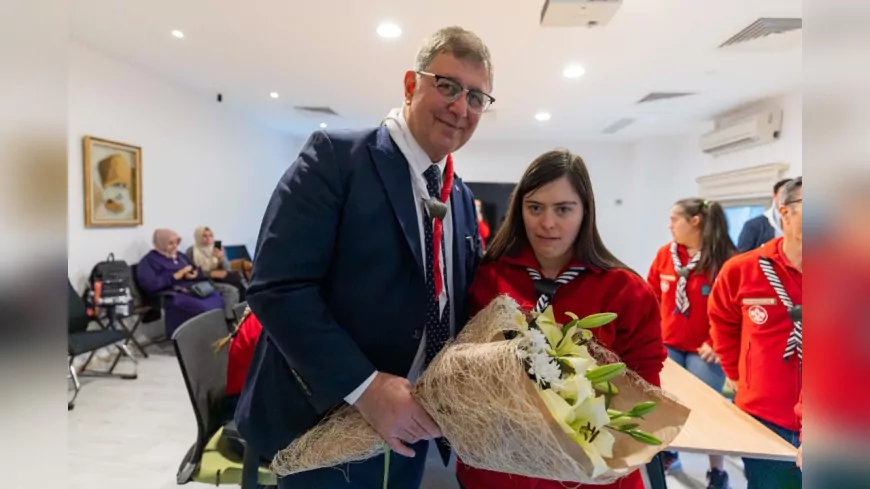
[737, 221, 756, 253]
[708, 263, 743, 381]
[609, 275, 667, 387]
[247, 131, 376, 413]
[467, 264, 497, 317]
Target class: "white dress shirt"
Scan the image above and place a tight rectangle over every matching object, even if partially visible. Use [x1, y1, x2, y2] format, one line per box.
[343, 111, 455, 405]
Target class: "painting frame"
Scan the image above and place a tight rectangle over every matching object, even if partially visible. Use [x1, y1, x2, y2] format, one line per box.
[83, 136, 143, 228]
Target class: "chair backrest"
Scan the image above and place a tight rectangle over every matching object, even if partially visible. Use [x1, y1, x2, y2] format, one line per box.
[233, 301, 248, 323]
[223, 244, 251, 262]
[68, 280, 92, 334]
[172, 309, 230, 461]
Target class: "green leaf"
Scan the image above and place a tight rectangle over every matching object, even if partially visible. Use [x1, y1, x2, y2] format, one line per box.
[537, 307, 564, 349]
[576, 313, 618, 330]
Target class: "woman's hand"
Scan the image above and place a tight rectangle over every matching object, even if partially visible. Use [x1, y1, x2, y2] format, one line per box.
[211, 269, 228, 279]
[214, 247, 224, 260]
[697, 342, 720, 364]
[173, 266, 193, 280]
[185, 268, 199, 280]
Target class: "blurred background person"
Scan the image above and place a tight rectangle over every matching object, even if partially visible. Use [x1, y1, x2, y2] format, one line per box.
[736, 178, 791, 253]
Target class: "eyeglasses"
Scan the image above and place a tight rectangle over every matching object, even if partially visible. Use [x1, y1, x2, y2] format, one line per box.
[416, 71, 495, 114]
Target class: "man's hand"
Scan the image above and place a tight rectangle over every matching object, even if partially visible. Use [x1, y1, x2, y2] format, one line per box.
[697, 343, 720, 364]
[353, 373, 442, 457]
[725, 377, 739, 393]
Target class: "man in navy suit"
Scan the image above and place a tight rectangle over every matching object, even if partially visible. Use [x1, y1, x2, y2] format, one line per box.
[737, 178, 792, 253]
[236, 26, 494, 489]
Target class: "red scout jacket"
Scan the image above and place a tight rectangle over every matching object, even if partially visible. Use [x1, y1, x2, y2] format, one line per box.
[709, 237, 802, 431]
[647, 243, 717, 353]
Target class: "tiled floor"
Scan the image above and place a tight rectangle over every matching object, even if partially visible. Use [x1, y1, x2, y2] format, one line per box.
[68, 339, 747, 489]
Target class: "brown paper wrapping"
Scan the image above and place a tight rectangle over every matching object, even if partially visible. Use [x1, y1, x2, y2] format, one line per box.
[271, 295, 690, 484]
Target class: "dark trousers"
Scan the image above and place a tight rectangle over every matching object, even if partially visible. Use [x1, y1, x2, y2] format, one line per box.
[743, 416, 802, 489]
[277, 440, 429, 489]
[216, 270, 247, 301]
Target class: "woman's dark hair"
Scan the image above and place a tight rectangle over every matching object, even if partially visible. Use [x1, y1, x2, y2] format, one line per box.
[484, 149, 630, 272]
[674, 198, 736, 279]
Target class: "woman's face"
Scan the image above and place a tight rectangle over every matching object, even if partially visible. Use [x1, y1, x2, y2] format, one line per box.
[166, 237, 181, 255]
[669, 205, 700, 244]
[522, 176, 584, 264]
[201, 229, 214, 246]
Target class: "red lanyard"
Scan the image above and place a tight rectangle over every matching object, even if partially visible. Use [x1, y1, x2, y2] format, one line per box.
[432, 154, 454, 298]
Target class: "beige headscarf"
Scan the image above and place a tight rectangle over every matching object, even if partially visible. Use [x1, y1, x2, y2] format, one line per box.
[153, 229, 181, 259]
[192, 226, 220, 271]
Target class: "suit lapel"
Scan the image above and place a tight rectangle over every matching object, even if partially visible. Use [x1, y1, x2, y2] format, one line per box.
[450, 179, 469, 312]
[369, 127, 425, 275]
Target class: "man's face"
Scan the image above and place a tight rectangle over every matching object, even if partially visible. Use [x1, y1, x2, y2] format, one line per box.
[404, 53, 490, 161]
[780, 187, 803, 241]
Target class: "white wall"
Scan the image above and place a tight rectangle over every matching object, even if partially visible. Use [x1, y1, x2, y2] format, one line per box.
[67, 42, 302, 289]
[455, 140, 648, 271]
[628, 91, 803, 270]
[456, 91, 802, 274]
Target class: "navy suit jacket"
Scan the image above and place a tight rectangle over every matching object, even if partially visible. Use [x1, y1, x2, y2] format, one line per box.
[737, 214, 776, 253]
[235, 126, 483, 460]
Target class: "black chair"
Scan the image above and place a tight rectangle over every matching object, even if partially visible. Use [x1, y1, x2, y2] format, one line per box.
[172, 309, 276, 487]
[68, 280, 138, 410]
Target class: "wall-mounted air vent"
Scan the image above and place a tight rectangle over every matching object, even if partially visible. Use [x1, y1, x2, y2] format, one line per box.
[719, 18, 802, 47]
[602, 117, 635, 134]
[294, 106, 340, 117]
[636, 92, 695, 104]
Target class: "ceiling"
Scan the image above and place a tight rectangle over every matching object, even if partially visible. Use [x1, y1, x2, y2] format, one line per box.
[70, 0, 802, 142]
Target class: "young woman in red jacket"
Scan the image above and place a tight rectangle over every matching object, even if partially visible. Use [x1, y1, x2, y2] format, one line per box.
[455, 149, 667, 489]
[646, 198, 736, 488]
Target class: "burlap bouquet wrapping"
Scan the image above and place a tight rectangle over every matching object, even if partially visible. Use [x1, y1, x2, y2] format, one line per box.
[271, 295, 691, 484]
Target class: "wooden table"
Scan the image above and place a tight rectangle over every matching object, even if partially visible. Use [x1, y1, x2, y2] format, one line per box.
[661, 357, 797, 461]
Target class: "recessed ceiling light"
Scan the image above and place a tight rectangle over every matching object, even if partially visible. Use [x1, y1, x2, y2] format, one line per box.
[319, 122, 328, 129]
[377, 22, 402, 39]
[171, 30, 185, 39]
[270, 92, 280, 99]
[563, 63, 586, 79]
[535, 111, 552, 122]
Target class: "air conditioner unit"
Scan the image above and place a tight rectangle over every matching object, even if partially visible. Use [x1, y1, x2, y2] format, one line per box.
[700, 110, 782, 156]
[541, 0, 624, 28]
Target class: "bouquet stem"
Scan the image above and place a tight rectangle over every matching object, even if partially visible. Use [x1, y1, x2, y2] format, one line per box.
[382, 443, 391, 489]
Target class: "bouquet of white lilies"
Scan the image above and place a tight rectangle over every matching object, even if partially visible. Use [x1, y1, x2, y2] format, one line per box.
[271, 295, 690, 485]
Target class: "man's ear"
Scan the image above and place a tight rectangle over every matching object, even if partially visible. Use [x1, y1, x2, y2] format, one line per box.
[403, 71, 417, 101]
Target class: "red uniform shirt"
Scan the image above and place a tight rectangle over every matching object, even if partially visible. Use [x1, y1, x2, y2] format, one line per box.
[646, 243, 716, 352]
[456, 246, 666, 489]
[708, 237, 802, 431]
[226, 312, 263, 396]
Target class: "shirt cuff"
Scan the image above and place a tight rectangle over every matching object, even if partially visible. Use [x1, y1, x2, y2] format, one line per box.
[343, 371, 378, 405]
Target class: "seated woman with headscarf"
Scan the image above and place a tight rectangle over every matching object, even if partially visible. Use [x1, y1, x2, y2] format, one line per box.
[189, 226, 247, 303]
[136, 229, 224, 337]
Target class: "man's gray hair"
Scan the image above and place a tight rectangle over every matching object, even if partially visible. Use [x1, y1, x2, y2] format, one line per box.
[414, 26, 493, 89]
[781, 176, 802, 206]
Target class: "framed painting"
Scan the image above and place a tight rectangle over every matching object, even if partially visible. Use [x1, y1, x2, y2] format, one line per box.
[83, 136, 143, 227]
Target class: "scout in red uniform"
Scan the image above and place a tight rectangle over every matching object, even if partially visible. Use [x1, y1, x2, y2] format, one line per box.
[455, 149, 667, 489]
[646, 198, 736, 488]
[709, 177, 803, 489]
